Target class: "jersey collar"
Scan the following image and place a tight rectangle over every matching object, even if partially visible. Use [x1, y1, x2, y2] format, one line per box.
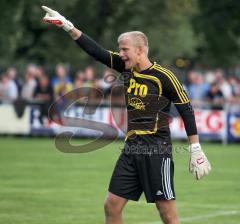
[132, 61, 156, 73]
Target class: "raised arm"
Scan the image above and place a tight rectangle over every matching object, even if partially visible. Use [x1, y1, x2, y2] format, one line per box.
[41, 6, 125, 72]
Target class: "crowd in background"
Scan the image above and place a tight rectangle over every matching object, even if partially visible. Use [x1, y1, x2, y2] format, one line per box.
[0, 64, 119, 125]
[0, 64, 117, 103]
[184, 69, 240, 109]
[0, 63, 240, 113]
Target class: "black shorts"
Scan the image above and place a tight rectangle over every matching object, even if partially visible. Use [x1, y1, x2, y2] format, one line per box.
[109, 143, 175, 203]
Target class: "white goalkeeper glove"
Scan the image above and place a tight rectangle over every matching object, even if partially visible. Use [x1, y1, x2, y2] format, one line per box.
[189, 143, 211, 180]
[41, 6, 74, 32]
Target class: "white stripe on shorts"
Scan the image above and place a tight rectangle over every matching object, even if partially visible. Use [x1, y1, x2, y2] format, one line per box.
[166, 158, 174, 198]
[161, 158, 167, 199]
[162, 158, 174, 200]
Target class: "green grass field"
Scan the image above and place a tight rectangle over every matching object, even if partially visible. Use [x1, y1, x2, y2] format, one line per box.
[0, 137, 239, 224]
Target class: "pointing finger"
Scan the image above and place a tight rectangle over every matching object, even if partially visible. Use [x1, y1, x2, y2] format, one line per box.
[41, 6, 54, 14]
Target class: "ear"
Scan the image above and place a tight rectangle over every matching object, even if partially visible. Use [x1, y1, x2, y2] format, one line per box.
[137, 46, 145, 55]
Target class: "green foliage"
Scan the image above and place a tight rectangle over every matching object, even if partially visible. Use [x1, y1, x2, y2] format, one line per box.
[0, 0, 239, 69]
[0, 0, 198, 69]
[193, 0, 240, 67]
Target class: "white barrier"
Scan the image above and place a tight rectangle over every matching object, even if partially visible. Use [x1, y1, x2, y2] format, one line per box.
[0, 104, 240, 142]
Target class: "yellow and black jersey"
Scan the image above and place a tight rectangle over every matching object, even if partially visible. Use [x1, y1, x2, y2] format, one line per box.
[76, 33, 197, 143]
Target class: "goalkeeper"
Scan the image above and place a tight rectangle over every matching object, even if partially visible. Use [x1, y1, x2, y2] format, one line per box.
[41, 6, 211, 224]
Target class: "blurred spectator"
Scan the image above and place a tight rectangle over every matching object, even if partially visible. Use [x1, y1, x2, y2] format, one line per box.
[51, 63, 73, 119]
[73, 70, 85, 100]
[82, 66, 98, 99]
[82, 66, 96, 88]
[26, 64, 40, 79]
[205, 82, 224, 110]
[51, 63, 72, 91]
[204, 70, 216, 84]
[0, 73, 18, 102]
[50, 63, 73, 101]
[21, 66, 37, 100]
[54, 78, 73, 124]
[216, 69, 233, 101]
[6, 67, 22, 94]
[227, 75, 240, 100]
[74, 70, 85, 89]
[35, 66, 46, 81]
[54, 77, 73, 98]
[34, 75, 54, 101]
[187, 71, 209, 105]
[34, 75, 54, 125]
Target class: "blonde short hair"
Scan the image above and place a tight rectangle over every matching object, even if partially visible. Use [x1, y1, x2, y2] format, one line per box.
[118, 31, 149, 55]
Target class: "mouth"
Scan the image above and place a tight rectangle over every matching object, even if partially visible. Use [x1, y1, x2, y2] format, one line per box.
[123, 58, 130, 66]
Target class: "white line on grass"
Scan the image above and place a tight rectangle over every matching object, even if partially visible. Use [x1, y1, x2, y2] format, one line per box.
[181, 210, 239, 222]
[137, 201, 239, 210]
[146, 210, 240, 224]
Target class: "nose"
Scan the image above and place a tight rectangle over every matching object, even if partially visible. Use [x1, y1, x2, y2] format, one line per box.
[119, 50, 124, 58]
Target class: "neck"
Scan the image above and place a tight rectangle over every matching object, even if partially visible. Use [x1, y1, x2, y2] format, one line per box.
[134, 57, 152, 72]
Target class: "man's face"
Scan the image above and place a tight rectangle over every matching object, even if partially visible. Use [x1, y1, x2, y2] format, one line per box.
[119, 38, 140, 69]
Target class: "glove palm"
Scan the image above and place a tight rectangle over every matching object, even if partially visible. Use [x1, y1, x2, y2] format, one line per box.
[189, 143, 211, 180]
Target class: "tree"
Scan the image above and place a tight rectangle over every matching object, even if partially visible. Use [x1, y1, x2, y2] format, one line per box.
[193, 0, 240, 67]
[0, 0, 200, 71]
